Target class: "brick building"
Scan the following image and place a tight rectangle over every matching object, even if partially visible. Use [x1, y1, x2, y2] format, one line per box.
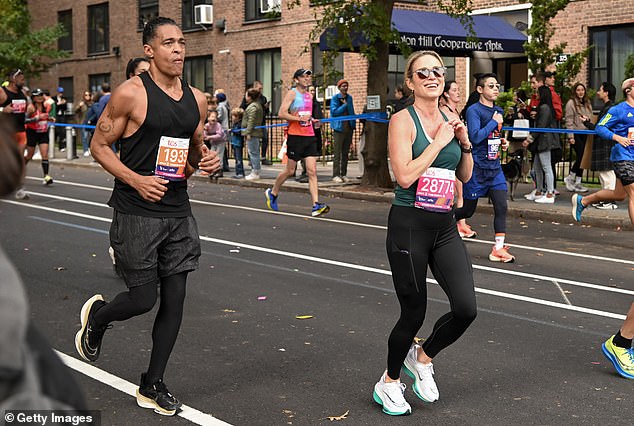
[26, 0, 634, 116]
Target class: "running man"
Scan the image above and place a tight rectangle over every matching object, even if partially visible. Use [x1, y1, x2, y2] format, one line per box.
[264, 69, 329, 217]
[572, 77, 634, 225]
[0, 69, 29, 199]
[455, 73, 514, 263]
[75, 17, 220, 416]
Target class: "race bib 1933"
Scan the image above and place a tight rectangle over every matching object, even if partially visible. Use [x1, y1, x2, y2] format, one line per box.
[414, 167, 455, 212]
[155, 136, 189, 181]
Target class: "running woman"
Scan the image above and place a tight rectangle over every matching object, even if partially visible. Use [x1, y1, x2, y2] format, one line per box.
[75, 16, 220, 416]
[455, 73, 515, 263]
[572, 77, 634, 226]
[373, 50, 477, 416]
[264, 69, 330, 217]
[24, 88, 54, 185]
[0, 69, 29, 199]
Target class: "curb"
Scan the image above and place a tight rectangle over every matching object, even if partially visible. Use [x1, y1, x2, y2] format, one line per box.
[48, 158, 631, 231]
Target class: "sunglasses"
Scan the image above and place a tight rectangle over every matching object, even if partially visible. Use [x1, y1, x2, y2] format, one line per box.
[486, 83, 501, 90]
[413, 66, 447, 80]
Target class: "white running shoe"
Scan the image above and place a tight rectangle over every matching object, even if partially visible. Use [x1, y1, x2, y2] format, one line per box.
[245, 172, 260, 181]
[524, 189, 536, 200]
[403, 344, 439, 402]
[564, 175, 576, 192]
[534, 194, 555, 204]
[15, 188, 28, 200]
[373, 371, 412, 416]
[574, 183, 589, 193]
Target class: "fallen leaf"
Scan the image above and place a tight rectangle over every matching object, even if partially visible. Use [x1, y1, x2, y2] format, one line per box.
[278, 348, 286, 352]
[222, 309, 236, 313]
[258, 296, 267, 301]
[295, 315, 313, 320]
[327, 410, 349, 421]
[54, 266, 66, 271]
[591, 362, 601, 365]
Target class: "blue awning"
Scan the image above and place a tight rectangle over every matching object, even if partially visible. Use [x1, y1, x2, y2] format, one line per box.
[320, 9, 527, 54]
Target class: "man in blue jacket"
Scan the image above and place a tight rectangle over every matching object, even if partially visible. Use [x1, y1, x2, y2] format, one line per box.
[330, 79, 355, 182]
[572, 77, 634, 225]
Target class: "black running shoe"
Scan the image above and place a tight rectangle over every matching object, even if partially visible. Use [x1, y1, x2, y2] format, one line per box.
[75, 295, 109, 362]
[136, 373, 182, 416]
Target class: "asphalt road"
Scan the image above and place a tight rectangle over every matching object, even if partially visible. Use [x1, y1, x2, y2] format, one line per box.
[1, 164, 633, 426]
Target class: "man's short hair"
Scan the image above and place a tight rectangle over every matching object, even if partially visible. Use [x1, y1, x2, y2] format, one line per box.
[101, 82, 111, 93]
[246, 88, 260, 101]
[532, 72, 545, 83]
[476, 73, 497, 87]
[143, 17, 178, 45]
[622, 78, 634, 98]
[601, 82, 617, 102]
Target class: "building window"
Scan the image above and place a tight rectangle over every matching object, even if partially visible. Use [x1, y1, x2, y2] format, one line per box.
[184, 56, 213, 93]
[183, 0, 212, 30]
[89, 74, 110, 94]
[138, 0, 159, 30]
[387, 54, 454, 97]
[589, 25, 634, 100]
[245, 49, 281, 115]
[245, 0, 281, 22]
[311, 44, 344, 89]
[58, 10, 73, 52]
[88, 3, 109, 55]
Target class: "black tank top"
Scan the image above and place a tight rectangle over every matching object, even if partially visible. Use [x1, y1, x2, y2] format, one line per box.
[1, 87, 27, 132]
[108, 72, 200, 217]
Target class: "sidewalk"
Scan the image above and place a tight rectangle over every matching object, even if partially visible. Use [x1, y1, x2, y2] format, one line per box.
[46, 147, 633, 231]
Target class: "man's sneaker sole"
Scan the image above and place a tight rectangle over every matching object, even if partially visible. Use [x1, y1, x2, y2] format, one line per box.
[74, 294, 104, 362]
[402, 362, 436, 403]
[372, 390, 411, 416]
[601, 342, 634, 379]
[136, 389, 179, 416]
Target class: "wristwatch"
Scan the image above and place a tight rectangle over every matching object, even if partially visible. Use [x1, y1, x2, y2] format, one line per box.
[461, 144, 472, 154]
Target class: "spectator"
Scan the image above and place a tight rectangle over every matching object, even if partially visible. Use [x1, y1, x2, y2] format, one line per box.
[215, 91, 231, 172]
[393, 84, 412, 113]
[240, 81, 270, 164]
[583, 82, 618, 209]
[544, 71, 563, 193]
[230, 107, 245, 179]
[330, 79, 356, 182]
[242, 88, 264, 180]
[74, 91, 94, 156]
[522, 85, 561, 204]
[54, 87, 67, 151]
[203, 109, 226, 178]
[564, 82, 593, 193]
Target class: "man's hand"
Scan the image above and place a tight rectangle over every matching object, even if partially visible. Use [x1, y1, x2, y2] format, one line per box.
[131, 175, 169, 203]
[500, 138, 509, 151]
[493, 111, 504, 124]
[198, 145, 221, 175]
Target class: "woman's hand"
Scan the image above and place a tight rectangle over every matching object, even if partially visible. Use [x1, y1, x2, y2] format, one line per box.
[449, 119, 468, 145]
[435, 121, 458, 148]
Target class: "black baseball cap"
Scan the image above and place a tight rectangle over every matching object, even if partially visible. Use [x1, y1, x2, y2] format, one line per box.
[293, 69, 312, 79]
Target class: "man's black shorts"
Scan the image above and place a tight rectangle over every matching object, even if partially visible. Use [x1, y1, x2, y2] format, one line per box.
[109, 211, 201, 288]
[286, 135, 319, 161]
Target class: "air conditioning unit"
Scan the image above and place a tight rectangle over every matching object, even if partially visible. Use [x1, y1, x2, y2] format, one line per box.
[324, 85, 338, 100]
[259, 0, 281, 14]
[194, 5, 213, 25]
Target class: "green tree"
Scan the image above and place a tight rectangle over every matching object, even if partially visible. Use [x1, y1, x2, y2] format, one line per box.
[0, 0, 67, 78]
[625, 53, 634, 79]
[292, 0, 473, 189]
[523, 0, 588, 99]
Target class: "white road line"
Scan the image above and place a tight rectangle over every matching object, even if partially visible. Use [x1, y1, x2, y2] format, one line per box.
[22, 177, 634, 264]
[4, 199, 630, 319]
[6, 196, 633, 296]
[56, 351, 233, 426]
[552, 280, 572, 305]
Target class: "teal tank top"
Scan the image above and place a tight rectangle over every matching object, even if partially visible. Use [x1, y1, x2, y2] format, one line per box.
[393, 106, 462, 207]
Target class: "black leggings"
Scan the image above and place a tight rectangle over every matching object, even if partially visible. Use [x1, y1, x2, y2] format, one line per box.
[386, 206, 476, 380]
[454, 189, 508, 234]
[94, 272, 188, 383]
[570, 134, 587, 176]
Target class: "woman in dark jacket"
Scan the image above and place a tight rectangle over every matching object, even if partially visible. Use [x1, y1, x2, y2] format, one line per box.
[522, 86, 560, 203]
